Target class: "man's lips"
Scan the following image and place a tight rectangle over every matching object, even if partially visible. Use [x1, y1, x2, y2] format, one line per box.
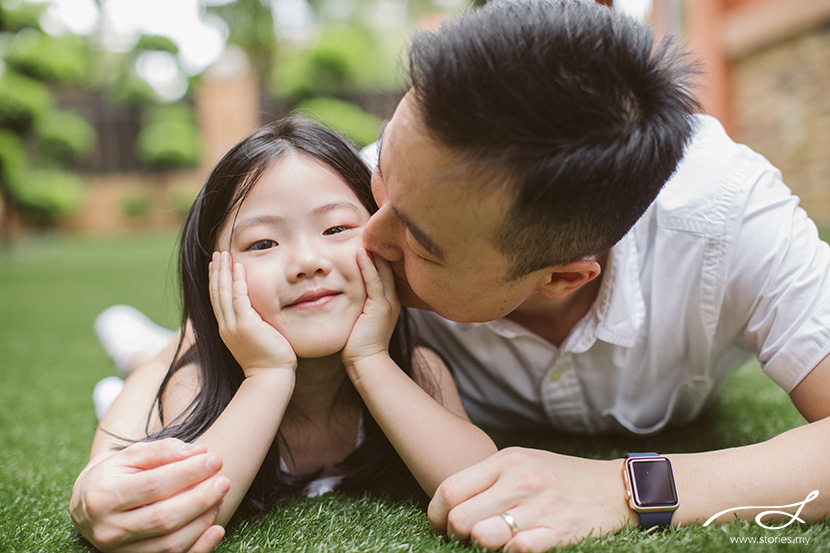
[284, 289, 341, 309]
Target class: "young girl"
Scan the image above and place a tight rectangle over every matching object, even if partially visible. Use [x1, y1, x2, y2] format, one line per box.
[106, 117, 496, 527]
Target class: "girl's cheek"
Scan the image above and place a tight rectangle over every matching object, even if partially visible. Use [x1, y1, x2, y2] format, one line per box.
[244, 275, 268, 310]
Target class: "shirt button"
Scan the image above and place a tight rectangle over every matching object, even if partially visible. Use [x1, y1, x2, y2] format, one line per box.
[548, 367, 562, 382]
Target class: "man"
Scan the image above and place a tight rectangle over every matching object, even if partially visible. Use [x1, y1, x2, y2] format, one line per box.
[71, 1, 830, 552]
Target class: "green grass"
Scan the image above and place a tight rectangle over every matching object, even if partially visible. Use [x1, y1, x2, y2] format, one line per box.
[1, 228, 829, 553]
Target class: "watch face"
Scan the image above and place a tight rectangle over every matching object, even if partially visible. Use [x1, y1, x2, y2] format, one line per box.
[628, 458, 678, 508]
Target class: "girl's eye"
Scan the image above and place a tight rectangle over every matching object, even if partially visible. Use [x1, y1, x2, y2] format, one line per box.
[323, 225, 351, 236]
[248, 239, 277, 251]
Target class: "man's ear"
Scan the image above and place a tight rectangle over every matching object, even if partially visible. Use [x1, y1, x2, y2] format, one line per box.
[535, 259, 602, 300]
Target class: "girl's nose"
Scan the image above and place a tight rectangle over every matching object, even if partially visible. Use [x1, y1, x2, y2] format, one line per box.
[286, 243, 331, 281]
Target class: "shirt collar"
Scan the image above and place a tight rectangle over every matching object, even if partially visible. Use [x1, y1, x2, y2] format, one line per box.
[453, 315, 530, 338]
[588, 230, 646, 349]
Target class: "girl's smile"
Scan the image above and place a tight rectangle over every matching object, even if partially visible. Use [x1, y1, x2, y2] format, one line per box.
[214, 151, 371, 358]
[284, 288, 341, 310]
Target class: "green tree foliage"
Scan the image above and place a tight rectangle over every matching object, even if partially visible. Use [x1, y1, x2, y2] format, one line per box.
[0, 129, 26, 189]
[109, 31, 202, 170]
[272, 27, 393, 101]
[0, 0, 95, 229]
[295, 97, 382, 148]
[100, 33, 184, 106]
[0, 70, 53, 130]
[0, 0, 43, 33]
[0, 0, 208, 233]
[35, 109, 96, 163]
[206, 1, 399, 147]
[135, 104, 202, 170]
[134, 34, 179, 55]
[106, 70, 159, 106]
[205, 0, 276, 82]
[4, 31, 91, 84]
[270, 26, 394, 147]
[7, 168, 86, 222]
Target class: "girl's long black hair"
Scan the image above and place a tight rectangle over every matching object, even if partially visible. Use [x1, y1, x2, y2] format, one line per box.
[147, 117, 425, 512]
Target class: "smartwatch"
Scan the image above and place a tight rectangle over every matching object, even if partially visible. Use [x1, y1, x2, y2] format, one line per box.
[622, 452, 679, 529]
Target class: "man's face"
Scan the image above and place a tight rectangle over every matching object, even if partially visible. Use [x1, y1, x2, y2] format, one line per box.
[363, 93, 544, 322]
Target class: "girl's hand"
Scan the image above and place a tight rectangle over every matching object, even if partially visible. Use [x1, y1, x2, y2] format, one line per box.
[209, 251, 297, 377]
[342, 248, 400, 371]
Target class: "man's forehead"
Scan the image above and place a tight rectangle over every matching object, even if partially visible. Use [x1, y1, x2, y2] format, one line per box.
[381, 100, 472, 186]
[379, 96, 421, 166]
[380, 93, 513, 213]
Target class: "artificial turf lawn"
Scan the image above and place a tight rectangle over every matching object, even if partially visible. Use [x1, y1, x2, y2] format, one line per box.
[1, 229, 829, 553]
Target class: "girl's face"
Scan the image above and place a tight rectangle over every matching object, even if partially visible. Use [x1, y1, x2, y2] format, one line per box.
[214, 152, 371, 358]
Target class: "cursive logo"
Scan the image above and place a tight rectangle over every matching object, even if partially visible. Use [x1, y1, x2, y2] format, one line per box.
[703, 490, 819, 530]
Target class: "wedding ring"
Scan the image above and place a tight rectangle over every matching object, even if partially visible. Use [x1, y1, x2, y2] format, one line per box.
[500, 512, 519, 536]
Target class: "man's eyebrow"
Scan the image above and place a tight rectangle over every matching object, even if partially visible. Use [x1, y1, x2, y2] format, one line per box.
[393, 206, 446, 262]
[375, 120, 388, 179]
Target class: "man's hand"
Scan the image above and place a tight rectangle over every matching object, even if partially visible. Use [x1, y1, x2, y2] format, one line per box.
[70, 438, 230, 553]
[428, 447, 631, 552]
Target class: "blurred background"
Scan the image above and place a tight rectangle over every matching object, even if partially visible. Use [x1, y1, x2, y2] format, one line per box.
[0, 0, 826, 236]
[0, 5, 826, 548]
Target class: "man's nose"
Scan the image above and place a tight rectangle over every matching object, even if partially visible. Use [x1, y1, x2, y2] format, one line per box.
[363, 206, 404, 263]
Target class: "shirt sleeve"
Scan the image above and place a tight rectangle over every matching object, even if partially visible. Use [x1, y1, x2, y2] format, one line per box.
[360, 141, 379, 169]
[720, 152, 830, 392]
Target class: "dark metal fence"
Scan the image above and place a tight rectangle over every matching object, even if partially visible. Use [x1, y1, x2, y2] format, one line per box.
[57, 90, 144, 174]
[58, 88, 403, 175]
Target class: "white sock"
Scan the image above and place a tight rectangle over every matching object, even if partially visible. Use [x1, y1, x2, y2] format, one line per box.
[93, 376, 125, 420]
[94, 305, 175, 375]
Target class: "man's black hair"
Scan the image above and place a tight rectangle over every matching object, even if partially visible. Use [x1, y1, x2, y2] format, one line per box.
[409, 0, 700, 278]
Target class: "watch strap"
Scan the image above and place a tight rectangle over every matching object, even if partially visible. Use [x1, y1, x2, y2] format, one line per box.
[624, 452, 676, 530]
[636, 510, 674, 529]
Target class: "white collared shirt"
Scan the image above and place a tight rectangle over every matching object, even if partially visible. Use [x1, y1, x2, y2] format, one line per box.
[407, 115, 830, 434]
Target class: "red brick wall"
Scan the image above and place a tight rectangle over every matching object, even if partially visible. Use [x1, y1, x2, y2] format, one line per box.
[731, 22, 830, 223]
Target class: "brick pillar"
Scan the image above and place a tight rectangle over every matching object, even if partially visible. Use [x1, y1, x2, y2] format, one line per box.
[687, 0, 731, 133]
[195, 47, 261, 178]
[654, 0, 732, 134]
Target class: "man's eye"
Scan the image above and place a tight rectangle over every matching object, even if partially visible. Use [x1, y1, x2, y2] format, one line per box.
[405, 240, 433, 263]
[248, 239, 277, 251]
[323, 226, 351, 236]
